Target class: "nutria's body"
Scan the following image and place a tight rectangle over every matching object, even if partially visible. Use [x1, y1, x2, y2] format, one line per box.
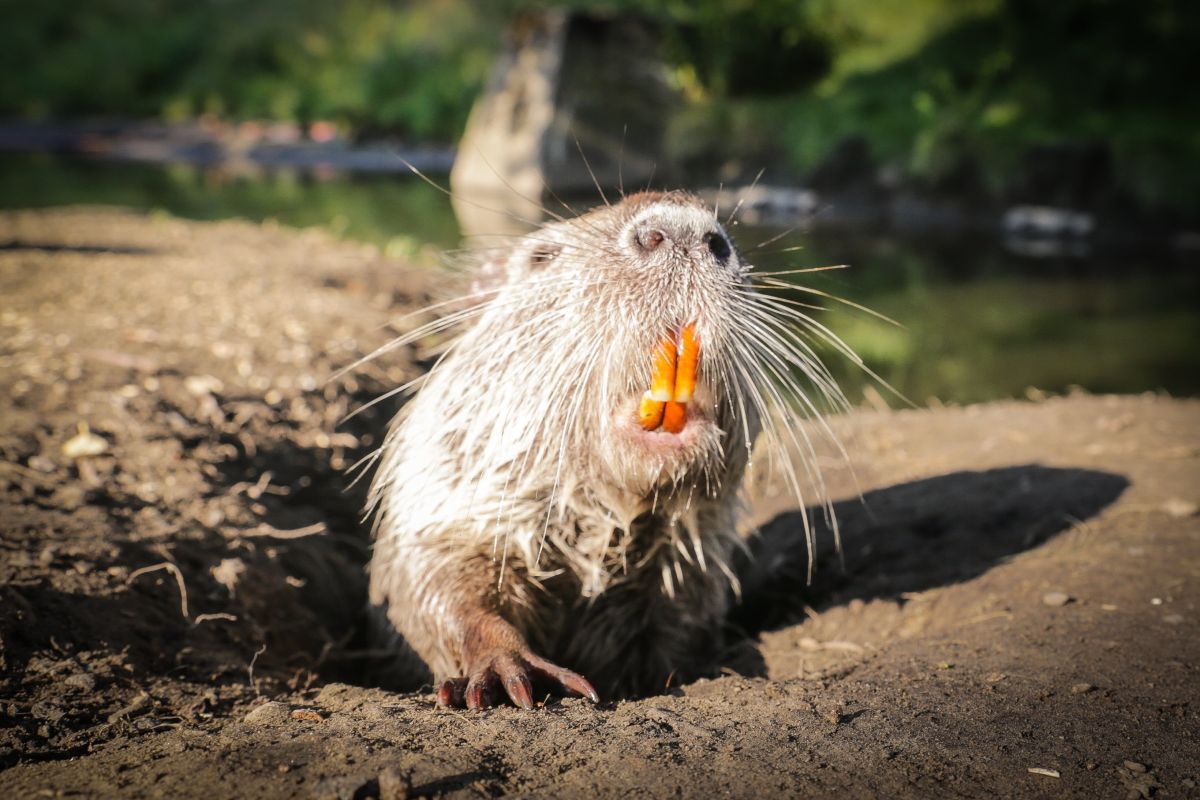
[367, 191, 833, 708]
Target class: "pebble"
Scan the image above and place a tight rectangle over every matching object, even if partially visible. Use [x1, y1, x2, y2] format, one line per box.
[1042, 592, 1071, 607]
[1124, 761, 1148, 773]
[106, 692, 150, 724]
[198, 507, 225, 528]
[1070, 683, 1094, 694]
[290, 708, 324, 723]
[244, 701, 291, 727]
[32, 702, 65, 723]
[64, 673, 97, 692]
[62, 423, 108, 458]
[27, 455, 56, 473]
[379, 766, 410, 800]
[1162, 498, 1198, 518]
[184, 375, 224, 396]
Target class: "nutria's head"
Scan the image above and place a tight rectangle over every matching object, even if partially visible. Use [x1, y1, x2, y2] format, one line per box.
[363, 189, 852, 586]
[433, 190, 844, 511]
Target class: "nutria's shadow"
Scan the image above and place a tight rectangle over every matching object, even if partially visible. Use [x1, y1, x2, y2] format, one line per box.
[226, 420, 1127, 691]
[199, 384, 400, 685]
[724, 464, 1129, 676]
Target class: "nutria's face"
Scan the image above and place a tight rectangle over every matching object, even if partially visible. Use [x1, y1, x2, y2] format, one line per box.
[497, 192, 760, 500]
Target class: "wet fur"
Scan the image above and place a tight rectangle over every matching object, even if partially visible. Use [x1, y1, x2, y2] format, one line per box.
[365, 191, 844, 698]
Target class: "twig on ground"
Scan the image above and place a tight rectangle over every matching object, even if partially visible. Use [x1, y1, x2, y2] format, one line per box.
[128, 561, 189, 620]
[243, 521, 327, 539]
[248, 643, 268, 697]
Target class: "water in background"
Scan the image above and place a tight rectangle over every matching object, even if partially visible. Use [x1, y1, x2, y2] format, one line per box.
[3, 153, 1197, 405]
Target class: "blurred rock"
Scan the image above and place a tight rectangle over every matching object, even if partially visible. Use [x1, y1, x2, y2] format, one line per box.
[451, 10, 673, 237]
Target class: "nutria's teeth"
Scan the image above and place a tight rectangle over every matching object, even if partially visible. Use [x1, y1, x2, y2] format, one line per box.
[638, 392, 666, 429]
[648, 332, 677, 403]
[673, 324, 699, 403]
[661, 401, 687, 434]
[639, 323, 699, 433]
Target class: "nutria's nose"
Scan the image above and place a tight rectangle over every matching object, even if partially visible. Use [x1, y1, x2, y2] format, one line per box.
[703, 231, 731, 263]
[633, 220, 731, 264]
[636, 228, 665, 252]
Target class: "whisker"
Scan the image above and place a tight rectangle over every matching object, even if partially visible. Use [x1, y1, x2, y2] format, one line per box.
[617, 123, 627, 199]
[724, 167, 765, 227]
[750, 224, 803, 251]
[574, 136, 610, 207]
[395, 156, 548, 233]
[752, 277, 904, 328]
[754, 243, 811, 256]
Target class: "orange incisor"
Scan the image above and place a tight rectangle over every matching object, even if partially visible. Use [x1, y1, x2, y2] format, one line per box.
[638, 323, 699, 433]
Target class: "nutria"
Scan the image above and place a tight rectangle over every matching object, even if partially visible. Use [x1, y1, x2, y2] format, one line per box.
[365, 190, 846, 709]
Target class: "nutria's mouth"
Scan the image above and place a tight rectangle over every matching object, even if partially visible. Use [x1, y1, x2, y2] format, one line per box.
[637, 323, 699, 434]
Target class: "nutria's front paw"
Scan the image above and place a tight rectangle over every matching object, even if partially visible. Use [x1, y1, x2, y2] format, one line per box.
[436, 651, 599, 711]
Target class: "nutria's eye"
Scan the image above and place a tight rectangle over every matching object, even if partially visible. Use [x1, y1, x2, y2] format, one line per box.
[705, 232, 731, 263]
[529, 245, 560, 270]
[636, 229, 665, 252]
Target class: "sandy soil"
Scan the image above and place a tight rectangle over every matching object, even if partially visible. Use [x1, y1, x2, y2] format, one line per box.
[1, 207, 1197, 799]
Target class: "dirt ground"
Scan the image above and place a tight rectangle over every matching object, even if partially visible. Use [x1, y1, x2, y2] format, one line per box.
[1, 207, 1197, 799]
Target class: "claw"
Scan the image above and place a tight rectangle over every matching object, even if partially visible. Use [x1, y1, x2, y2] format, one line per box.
[436, 677, 467, 707]
[465, 675, 495, 710]
[438, 650, 598, 710]
[493, 654, 535, 709]
[501, 669, 535, 709]
[526, 653, 600, 704]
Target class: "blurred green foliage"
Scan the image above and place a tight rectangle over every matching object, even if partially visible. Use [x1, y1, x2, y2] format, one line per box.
[2, 0, 1197, 208]
[4, 151, 1197, 402]
[652, 0, 1200, 209]
[0, 0, 499, 139]
[778, 0, 1200, 209]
